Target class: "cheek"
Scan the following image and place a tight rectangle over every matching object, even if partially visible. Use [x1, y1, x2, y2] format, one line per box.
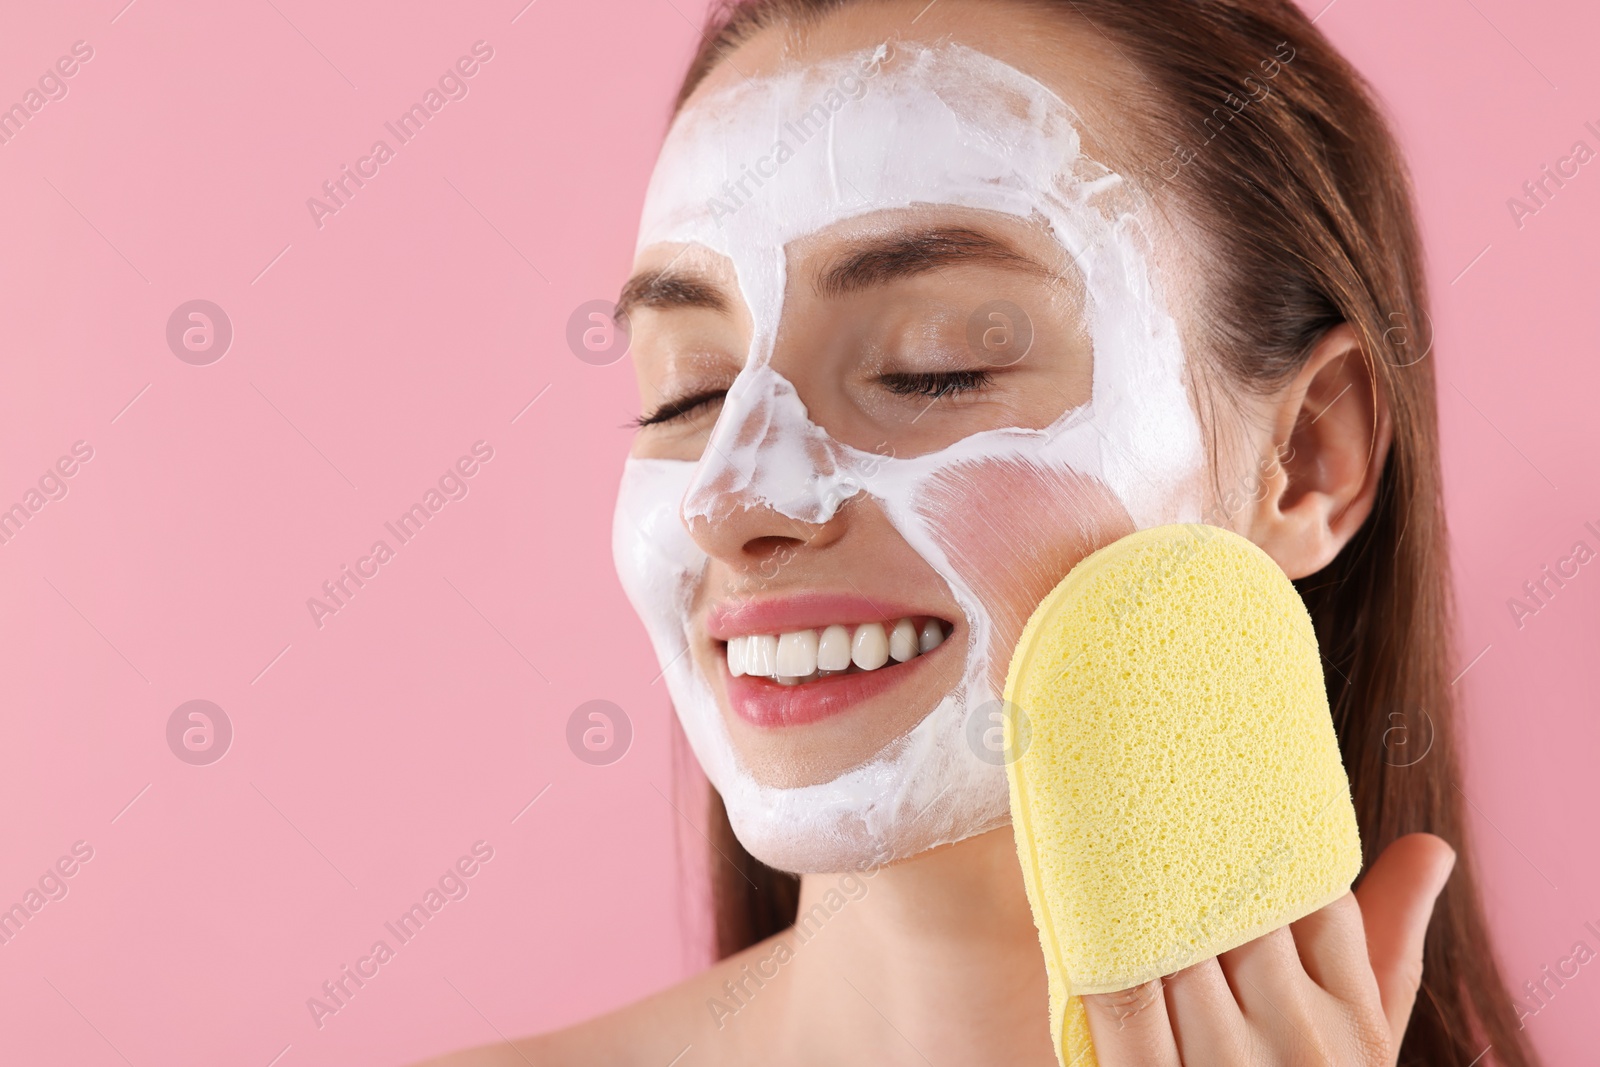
[915, 457, 1135, 684]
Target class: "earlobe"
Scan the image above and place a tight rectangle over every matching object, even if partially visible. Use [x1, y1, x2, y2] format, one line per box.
[1246, 323, 1392, 580]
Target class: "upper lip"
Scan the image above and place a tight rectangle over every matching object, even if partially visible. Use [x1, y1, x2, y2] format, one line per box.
[704, 591, 952, 642]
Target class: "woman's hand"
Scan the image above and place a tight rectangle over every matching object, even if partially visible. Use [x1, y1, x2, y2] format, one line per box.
[1081, 833, 1457, 1065]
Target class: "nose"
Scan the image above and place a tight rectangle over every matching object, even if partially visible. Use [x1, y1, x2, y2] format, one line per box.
[680, 363, 857, 568]
[685, 494, 849, 574]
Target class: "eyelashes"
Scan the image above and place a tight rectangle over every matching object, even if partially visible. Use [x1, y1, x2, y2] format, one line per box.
[877, 368, 993, 401]
[633, 388, 727, 428]
[634, 369, 995, 429]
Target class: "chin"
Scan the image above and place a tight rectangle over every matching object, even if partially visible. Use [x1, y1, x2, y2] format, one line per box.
[732, 800, 1014, 875]
[713, 693, 1015, 874]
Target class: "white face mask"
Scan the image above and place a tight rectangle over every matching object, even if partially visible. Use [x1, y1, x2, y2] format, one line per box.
[613, 41, 1203, 873]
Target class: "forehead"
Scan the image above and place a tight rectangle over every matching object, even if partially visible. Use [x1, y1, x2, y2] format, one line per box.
[636, 40, 1111, 260]
[634, 8, 1206, 356]
[681, 0, 1132, 163]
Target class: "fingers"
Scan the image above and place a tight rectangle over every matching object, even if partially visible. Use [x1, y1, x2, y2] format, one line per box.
[1355, 832, 1456, 1048]
[1163, 958, 1246, 1061]
[1289, 891, 1379, 1003]
[1080, 979, 1181, 1067]
[1086, 929, 1312, 1065]
[1080, 837, 1454, 1067]
[1218, 924, 1306, 1015]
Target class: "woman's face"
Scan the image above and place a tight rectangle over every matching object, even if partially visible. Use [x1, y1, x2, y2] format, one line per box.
[614, 5, 1212, 872]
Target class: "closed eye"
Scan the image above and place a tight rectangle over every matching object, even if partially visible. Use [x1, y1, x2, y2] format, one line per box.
[633, 370, 992, 428]
[632, 388, 727, 428]
[878, 369, 993, 401]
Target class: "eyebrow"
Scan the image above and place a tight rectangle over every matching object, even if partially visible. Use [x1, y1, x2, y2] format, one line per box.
[615, 270, 729, 321]
[615, 225, 1051, 320]
[816, 226, 1052, 298]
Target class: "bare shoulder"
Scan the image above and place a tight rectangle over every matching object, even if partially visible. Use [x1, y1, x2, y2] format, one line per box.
[405, 937, 791, 1067]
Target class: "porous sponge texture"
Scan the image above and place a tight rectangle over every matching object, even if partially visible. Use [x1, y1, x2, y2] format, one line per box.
[1003, 524, 1363, 1065]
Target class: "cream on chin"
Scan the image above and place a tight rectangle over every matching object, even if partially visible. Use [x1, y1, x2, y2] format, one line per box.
[611, 41, 1203, 873]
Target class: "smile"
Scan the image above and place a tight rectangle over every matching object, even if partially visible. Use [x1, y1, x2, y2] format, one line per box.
[712, 605, 958, 730]
[724, 616, 951, 684]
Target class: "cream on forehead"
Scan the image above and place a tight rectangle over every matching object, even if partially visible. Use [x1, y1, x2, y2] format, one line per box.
[614, 41, 1203, 872]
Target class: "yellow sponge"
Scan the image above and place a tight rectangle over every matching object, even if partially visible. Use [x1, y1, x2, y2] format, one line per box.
[1002, 524, 1362, 1066]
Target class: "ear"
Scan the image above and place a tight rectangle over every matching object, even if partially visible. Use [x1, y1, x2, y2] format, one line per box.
[1246, 323, 1393, 580]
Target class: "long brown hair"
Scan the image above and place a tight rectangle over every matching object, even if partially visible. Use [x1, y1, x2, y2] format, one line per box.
[670, 2, 1538, 1064]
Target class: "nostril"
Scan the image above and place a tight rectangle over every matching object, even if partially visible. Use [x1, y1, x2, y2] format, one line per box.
[744, 534, 805, 557]
[739, 535, 812, 581]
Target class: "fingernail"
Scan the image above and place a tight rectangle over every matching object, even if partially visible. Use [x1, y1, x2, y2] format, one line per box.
[1432, 846, 1458, 900]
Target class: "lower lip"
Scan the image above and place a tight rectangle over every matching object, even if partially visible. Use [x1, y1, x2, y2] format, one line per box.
[722, 642, 946, 728]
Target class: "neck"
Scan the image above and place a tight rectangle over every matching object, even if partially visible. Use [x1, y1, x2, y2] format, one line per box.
[779, 827, 1056, 1065]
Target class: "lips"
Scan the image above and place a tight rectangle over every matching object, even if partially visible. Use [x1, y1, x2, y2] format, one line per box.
[706, 593, 956, 728]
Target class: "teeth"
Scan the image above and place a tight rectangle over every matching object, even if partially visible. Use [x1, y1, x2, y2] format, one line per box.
[817, 624, 852, 671]
[726, 617, 951, 684]
[747, 634, 778, 678]
[888, 619, 919, 663]
[852, 623, 890, 670]
[776, 630, 819, 677]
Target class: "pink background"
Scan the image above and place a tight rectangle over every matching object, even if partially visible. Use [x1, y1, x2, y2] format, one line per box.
[0, 0, 1593, 1063]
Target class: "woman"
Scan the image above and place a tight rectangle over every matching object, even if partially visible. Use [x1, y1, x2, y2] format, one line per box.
[424, 0, 1538, 1063]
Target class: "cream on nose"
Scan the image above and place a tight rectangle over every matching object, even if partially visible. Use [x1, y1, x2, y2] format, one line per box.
[680, 364, 865, 530]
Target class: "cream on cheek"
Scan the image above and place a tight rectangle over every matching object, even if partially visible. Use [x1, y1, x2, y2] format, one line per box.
[611, 42, 1204, 873]
[914, 457, 1137, 696]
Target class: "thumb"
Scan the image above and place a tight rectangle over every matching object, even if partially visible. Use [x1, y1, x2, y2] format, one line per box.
[1354, 832, 1457, 1049]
